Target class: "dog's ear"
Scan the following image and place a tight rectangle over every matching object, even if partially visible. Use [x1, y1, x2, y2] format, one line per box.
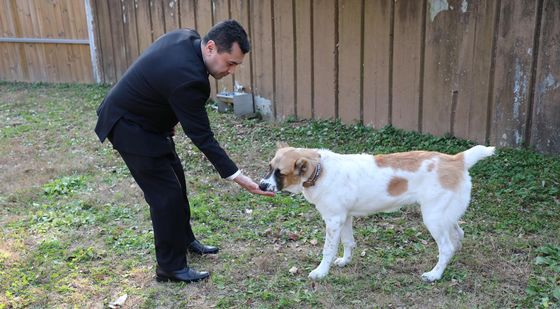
[295, 158, 308, 176]
[276, 141, 290, 149]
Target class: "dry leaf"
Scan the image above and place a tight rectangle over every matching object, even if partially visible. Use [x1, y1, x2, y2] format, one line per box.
[108, 294, 127, 308]
[289, 266, 298, 274]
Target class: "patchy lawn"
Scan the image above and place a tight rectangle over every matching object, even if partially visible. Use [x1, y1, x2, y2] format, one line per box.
[0, 82, 559, 308]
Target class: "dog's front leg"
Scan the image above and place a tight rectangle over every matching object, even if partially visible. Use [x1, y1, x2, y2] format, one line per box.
[309, 216, 345, 280]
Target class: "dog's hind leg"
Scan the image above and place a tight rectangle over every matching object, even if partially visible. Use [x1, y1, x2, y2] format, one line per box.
[420, 199, 464, 282]
[334, 216, 355, 267]
[309, 215, 346, 280]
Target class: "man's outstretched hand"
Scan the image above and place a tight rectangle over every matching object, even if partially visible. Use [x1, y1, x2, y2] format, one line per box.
[233, 174, 275, 197]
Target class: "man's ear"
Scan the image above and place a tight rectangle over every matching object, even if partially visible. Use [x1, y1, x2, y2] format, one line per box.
[276, 141, 289, 149]
[295, 158, 308, 176]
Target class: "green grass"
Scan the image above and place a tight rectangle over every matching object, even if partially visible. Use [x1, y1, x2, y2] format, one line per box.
[0, 82, 559, 308]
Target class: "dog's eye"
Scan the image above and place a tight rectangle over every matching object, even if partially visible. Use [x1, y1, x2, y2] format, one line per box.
[274, 169, 285, 177]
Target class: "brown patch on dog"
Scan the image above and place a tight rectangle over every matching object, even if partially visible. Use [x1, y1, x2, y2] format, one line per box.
[387, 177, 408, 196]
[375, 151, 436, 172]
[437, 153, 465, 190]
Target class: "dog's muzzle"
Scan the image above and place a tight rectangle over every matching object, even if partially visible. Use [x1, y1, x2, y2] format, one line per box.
[259, 178, 278, 192]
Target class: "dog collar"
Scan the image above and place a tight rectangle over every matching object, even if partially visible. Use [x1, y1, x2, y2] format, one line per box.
[303, 163, 322, 188]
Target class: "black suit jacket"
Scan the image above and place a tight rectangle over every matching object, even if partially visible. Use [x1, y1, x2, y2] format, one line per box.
[95, 29, 238, 178]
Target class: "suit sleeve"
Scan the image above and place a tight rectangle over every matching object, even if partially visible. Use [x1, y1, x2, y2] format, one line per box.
[169, 81, 239, 178]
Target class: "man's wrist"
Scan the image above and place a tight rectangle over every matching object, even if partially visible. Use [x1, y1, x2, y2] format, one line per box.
[226, 170, 242, 180]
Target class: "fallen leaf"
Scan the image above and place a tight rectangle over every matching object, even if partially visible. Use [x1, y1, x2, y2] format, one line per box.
[289, 266, 298, 274]
[310, 239, 318, 245]
[108, 294, 127, 308]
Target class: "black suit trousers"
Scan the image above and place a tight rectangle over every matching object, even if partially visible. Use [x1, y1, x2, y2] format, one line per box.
[116, 144, 196, 271]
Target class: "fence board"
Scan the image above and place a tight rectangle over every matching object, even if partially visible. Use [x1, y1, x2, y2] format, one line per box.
[107, 0, 127, 81]
[164, 0, 180, 32]
[151, 0, 166, 40]
[179, 0, 196, 29]
[392, 0, 423, 132]
[363, 0, 391, 127]
[295, 0, 312, 119]
[453, 0, 496, 143]
[313, 0, 336, 119]
[338, 0, 362, 124]
[531, 0, 560, 154]
[122, 0, 140, 67]
[94, 0, 115, 83]
[250, 0, 274, 111]
[15, 0, 36, 81]
[272, 0, 295, 120]
[230, 0, 252, 93]
[214, 0, 232, 93]
[423, 0, 467, 137]
[195, 0, 216, 97]
[490, 1, 538, 147]
[135, 0, 153, 54]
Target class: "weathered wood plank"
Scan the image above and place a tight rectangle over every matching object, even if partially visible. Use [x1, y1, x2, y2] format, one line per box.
[490, 1, 539, 147]
[338, 0, 362, 124]
[273, 0, 295, 119]
[312, 0, 336, 119]
[363, 0, 391, 128]
[530, 0, 560, 154]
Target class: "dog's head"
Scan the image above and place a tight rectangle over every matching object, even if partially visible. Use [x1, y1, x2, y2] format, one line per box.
[259, 142, 321, 193]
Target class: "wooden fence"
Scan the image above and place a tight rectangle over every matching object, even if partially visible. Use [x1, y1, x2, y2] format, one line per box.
[0, 0, 94, 83]
[1, 0, 559, 154]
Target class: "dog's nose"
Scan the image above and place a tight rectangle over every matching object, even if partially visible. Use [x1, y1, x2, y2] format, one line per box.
[259, 182, 269, 191]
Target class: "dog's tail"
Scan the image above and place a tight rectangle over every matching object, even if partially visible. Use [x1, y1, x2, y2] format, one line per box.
[463, 145, 495, 169]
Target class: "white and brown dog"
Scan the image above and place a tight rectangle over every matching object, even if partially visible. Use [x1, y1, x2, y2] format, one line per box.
[259, 143, 495, 282]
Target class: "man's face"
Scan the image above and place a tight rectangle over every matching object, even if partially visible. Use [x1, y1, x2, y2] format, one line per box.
[202, 40, 244, 80]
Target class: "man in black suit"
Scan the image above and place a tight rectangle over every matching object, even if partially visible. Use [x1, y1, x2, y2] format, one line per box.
[95, 20, 273, 283]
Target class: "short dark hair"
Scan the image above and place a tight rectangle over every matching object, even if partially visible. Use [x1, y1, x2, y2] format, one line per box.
[203, 19, 251, 54]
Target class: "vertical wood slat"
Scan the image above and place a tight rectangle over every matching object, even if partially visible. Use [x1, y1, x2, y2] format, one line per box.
[151, 0, 166, 40]
[453, 0, 496, 143]
[250, 0, 274, 111]
[423, 0, 466, 137]
[312, 0, 336, 119]
[135, 0, 153, 54]
[530, 0, 560, 154]
[392, 0, 423, 132]
[338, 0, 362, 124]
[107, 0, 127, 81]
[122, 0, 140, 67]
[490, 1, 539, 147]
[164, 0, 180, 32]
[95, 0, 116, 83]
[179, 0, 196, 29]
[230, 0, 252, 93]
[195, 0, 216, 97]
[295, 0, 312, 119]
[214, 0, 232, 93]
[273, 0, 295, 119]
[362, 0, 391, 128]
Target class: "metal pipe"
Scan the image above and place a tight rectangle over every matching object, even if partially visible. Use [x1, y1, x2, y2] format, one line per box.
[0, 37, 89, 45]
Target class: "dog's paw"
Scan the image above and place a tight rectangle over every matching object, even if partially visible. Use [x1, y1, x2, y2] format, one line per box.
[421, 271, 442, 283]
[334, 257, 350, 267]
[308, 268, 327, 280]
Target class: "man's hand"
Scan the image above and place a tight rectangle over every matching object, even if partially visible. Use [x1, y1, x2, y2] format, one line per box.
[234, 173, 275, 197]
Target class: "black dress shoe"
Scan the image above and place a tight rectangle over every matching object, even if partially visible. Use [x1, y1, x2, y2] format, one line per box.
[188, 240, 219, 255]
[155, 266, 210, 283]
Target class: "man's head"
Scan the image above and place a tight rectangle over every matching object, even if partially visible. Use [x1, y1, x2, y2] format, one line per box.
[202, 20, 250, 80]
